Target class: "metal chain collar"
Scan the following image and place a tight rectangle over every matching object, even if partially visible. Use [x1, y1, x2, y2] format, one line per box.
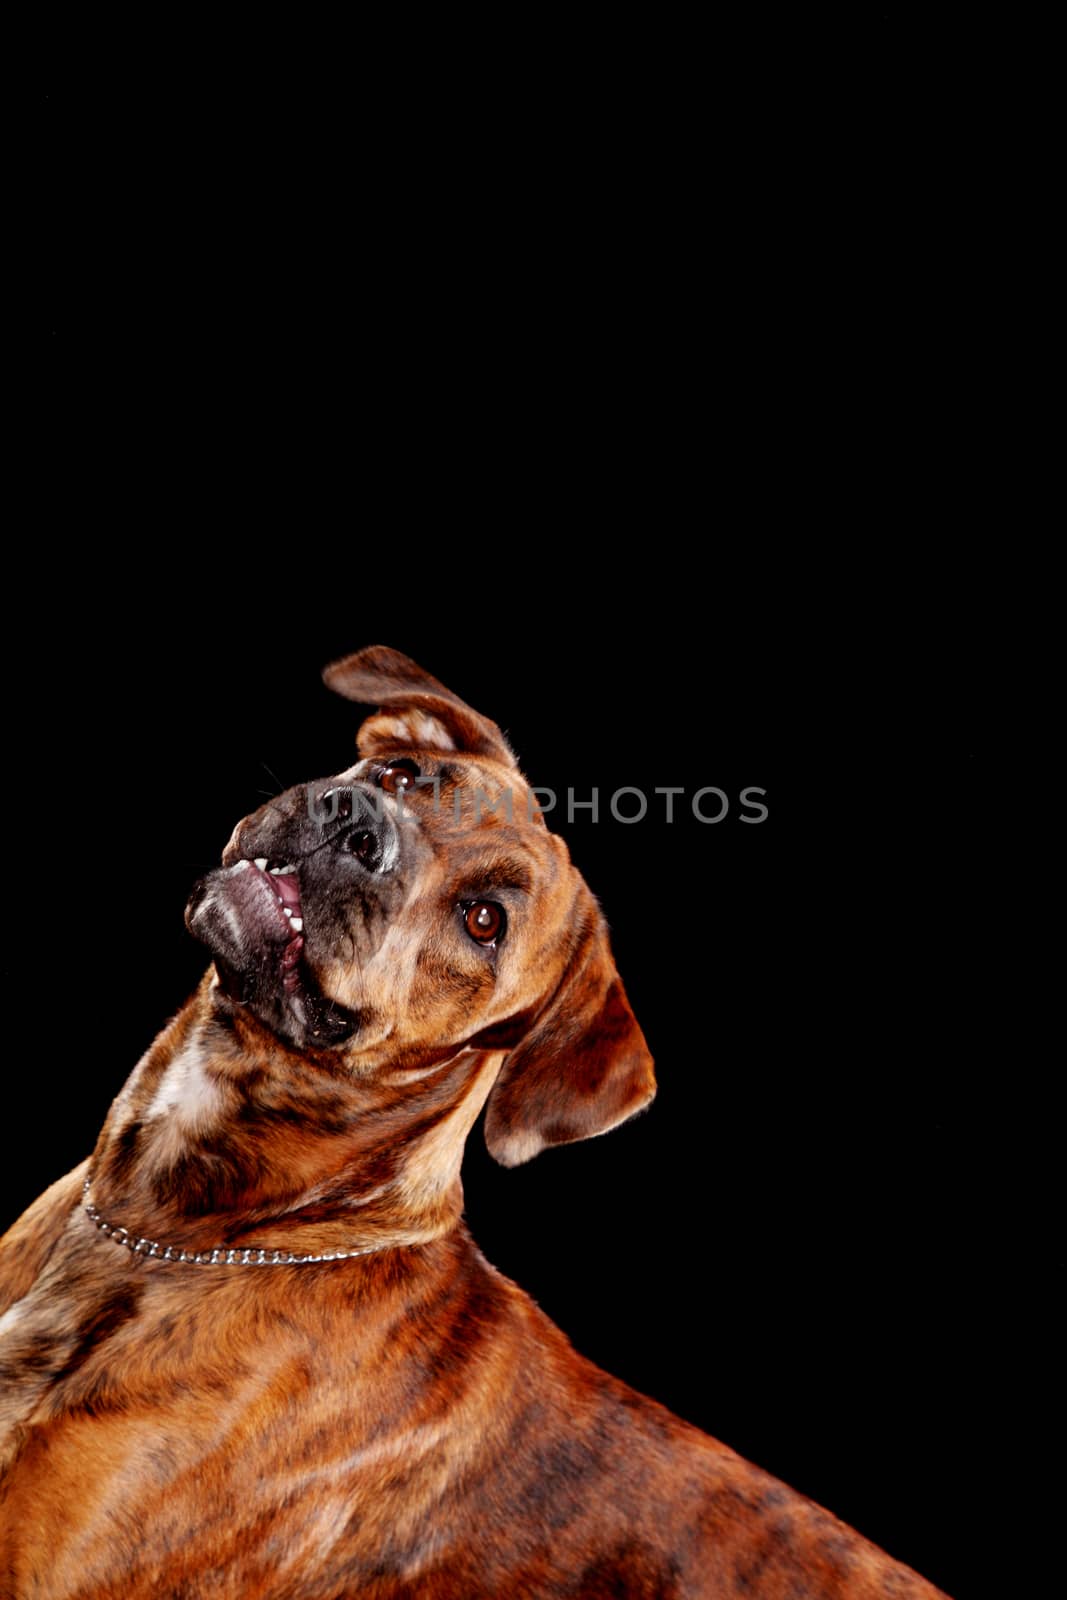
[81, 1177, 393, 1267]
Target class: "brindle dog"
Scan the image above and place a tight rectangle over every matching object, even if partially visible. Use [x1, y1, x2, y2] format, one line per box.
[0, 648, 948, 1598]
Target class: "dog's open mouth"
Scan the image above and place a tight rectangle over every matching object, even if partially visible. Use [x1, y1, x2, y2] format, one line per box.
[231, 858, 305, 991]
[186, 858, 358, 1046]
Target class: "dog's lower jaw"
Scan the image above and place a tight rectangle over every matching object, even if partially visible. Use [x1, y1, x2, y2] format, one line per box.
[85, 974, 502, 1262]
[210, 957, 361, 1051]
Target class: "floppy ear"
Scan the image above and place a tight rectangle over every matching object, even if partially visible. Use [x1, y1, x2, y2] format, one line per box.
[323, 645, 518, 770]
[484, 904, 656, 1167]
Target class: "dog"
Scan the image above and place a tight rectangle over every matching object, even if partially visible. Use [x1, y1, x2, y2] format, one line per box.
[0, 647, 948, 1598]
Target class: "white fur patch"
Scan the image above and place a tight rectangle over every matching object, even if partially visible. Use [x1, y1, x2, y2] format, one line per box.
[215, 893, 247, 952]
[144, 1036, 223, 1130]
[405, 711, 455, 750]
[0, 1300, 26, 1342]
[375, 711, 456, 751]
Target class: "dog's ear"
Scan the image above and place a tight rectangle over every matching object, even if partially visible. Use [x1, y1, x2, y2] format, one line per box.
[484, 901, 656, 1167]
[323, 645, 518, 770]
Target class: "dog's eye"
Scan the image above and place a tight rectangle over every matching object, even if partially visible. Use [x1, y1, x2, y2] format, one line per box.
[463, 901, 505, 946]
[378, 759, 421, 795]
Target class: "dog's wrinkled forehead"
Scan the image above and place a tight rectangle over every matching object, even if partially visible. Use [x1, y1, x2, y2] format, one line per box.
[325, 750, 543, 841]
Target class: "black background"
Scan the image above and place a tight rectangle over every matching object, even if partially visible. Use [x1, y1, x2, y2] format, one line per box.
[19, 23, 1043, 1599]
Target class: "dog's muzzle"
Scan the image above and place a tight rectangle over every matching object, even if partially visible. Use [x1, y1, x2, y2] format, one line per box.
[184, 780, 401, 1048]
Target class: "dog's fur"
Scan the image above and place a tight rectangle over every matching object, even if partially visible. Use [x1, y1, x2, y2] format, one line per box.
[0, 648, 947, 1598]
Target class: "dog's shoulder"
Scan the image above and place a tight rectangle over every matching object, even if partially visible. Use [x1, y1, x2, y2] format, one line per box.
[474, 1270, 946, 1598]
[0, 1160, 88, 1317]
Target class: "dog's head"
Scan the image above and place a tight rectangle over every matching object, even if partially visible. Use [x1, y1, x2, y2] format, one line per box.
[185, 646, 654, 1166]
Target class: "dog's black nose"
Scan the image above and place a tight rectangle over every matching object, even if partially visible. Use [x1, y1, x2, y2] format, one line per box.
[220, 779, 398, 878]
[303, 782, 397, 877]
[308, 785, 385, 829]
[339, 828, 380, 867]
[320, 788, 356, 821]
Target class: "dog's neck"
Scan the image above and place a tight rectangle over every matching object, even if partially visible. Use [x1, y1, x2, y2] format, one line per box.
[88, 974, 502, 1258]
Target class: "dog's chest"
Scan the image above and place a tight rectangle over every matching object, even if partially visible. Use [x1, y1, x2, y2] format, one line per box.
[1, 1249, 541, 1597]
[4, 1262, 409, 1563]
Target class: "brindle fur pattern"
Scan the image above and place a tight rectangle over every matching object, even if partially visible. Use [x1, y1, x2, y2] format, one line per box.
[0, 647, 948, 1598]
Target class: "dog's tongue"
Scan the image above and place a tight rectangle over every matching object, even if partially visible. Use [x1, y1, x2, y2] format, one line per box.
[272, 874, 301, 912]
[267, 871, 303, 987]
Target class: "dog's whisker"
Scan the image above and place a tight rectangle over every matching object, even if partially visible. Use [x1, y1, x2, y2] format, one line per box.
[259, 760, 287, 795]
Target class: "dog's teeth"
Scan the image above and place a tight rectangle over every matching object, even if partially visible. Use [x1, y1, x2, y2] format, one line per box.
[254, 858, 268, 870]
[283, 906, 293, 918]
[270, 864, 297, 875]
[290, 917, 303, 932]
[232, 859, 251, 874]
